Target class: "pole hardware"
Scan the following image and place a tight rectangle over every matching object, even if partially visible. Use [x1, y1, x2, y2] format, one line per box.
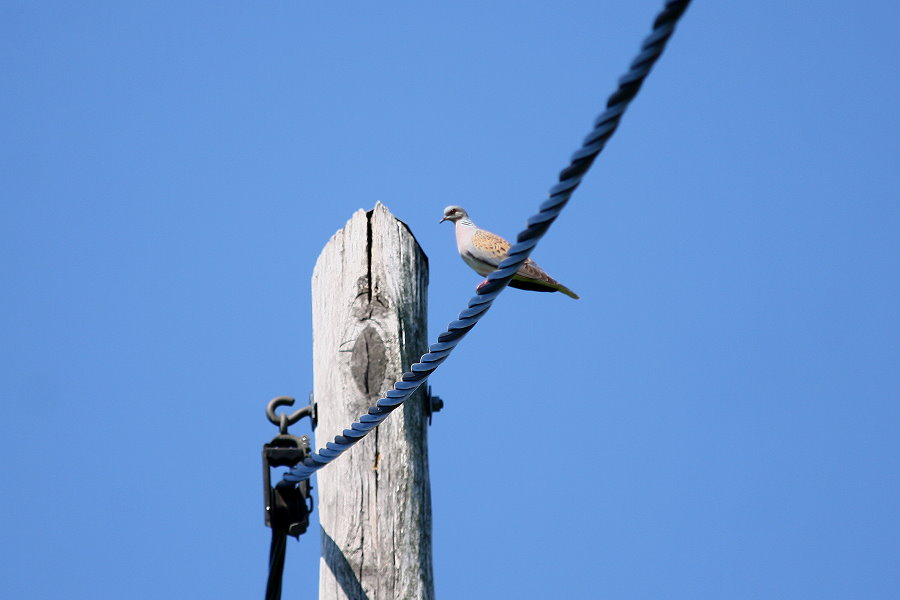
[266, 395, 317, 433]
[425, 385, 443, 425]
[263, 396, 318, 599]
[263, 396, 315, 537]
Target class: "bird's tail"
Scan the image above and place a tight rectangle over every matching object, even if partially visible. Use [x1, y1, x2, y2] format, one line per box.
[509, 277, 580, 299]
[555, 283, 580, 300]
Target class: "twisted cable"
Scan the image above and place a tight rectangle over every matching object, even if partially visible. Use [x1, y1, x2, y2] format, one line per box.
[284, 0, 692, 482]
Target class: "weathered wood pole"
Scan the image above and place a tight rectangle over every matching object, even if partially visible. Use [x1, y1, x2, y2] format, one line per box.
[312, 202, 434, 600]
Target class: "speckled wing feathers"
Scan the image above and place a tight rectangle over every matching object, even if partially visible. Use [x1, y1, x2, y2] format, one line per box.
[470, 229, 510, 265]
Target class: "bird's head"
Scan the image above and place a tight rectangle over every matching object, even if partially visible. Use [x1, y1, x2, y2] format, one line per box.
[439, 205, 468, 224]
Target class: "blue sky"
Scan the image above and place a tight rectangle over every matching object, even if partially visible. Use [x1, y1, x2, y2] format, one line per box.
[2, 1, 898, 598]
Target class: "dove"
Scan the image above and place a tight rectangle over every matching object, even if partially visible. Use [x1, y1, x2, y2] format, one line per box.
[440, 205, 579, 299]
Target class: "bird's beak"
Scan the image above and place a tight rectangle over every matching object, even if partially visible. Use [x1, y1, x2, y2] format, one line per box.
[439, 216, 448, 223]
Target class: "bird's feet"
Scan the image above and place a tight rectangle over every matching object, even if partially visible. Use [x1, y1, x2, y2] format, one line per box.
[476, 279, 491, 292]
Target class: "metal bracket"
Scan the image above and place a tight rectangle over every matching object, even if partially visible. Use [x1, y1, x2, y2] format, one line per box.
[266, 395, 317, 432]
[425, 385, 443, 425]
[263, 432, 313, 538]
[263, 396, 317, 538]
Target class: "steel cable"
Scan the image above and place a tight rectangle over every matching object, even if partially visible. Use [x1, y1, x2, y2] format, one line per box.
[284, 0, 692, 483]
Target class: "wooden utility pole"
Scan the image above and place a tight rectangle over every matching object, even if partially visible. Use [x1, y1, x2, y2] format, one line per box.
[312, 202, 434, 600]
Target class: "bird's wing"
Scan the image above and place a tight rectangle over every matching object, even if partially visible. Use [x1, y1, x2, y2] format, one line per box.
[517, 258, 556, 283]
[466, 229, 511, 269]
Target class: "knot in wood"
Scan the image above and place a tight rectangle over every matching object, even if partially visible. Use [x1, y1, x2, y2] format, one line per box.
[350, 325, 388, 400]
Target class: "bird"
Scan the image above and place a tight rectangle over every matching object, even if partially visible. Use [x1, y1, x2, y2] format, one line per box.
[440, 205, 579, 299]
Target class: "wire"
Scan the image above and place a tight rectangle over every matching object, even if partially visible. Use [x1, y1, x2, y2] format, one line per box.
[284, 0, 692, 483]
[265, 530, 287, 600]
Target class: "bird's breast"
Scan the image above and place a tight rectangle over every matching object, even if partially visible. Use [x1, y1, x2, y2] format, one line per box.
[461, 251, 495, 276]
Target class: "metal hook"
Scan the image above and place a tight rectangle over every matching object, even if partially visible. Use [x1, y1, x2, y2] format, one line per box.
[266, 396, 314, 434]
